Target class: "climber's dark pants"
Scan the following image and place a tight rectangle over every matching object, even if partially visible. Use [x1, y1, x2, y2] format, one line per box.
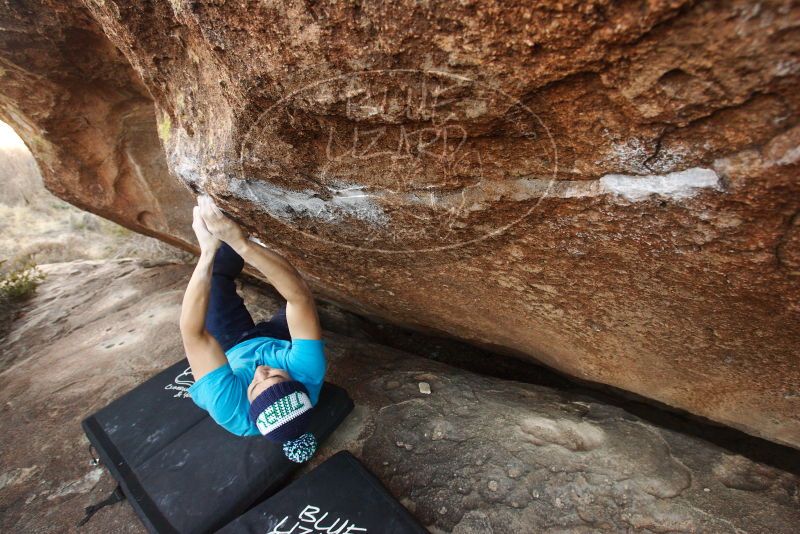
[206, 242, 291, 352]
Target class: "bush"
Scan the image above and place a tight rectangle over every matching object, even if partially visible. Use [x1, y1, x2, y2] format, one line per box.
[0, 257, 46, 301]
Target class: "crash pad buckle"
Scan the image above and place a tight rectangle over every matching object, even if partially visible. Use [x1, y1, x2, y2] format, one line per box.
[87, 444, 100, 467]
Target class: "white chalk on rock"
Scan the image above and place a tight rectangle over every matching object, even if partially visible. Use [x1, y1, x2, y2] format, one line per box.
[419, 382, 431, 395]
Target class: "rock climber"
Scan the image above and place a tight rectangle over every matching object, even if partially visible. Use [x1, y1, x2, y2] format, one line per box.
[179, 194, 326, 462]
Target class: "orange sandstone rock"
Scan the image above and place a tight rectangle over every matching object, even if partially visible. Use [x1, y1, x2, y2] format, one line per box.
[0, 0, 798, 447]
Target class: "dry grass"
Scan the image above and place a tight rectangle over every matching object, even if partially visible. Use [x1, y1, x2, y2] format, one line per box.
[0, 200, 193, 266]
[0, 132, 192, 266]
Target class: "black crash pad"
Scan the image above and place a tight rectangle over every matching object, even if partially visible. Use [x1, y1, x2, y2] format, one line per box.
[82, 359, 353, 534]
[217, 451, 428, 534]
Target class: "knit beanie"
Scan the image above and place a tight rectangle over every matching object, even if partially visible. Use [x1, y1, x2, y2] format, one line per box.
[248, 380, 317, 463]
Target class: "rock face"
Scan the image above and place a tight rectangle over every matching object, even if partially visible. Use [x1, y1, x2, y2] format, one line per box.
[1, 1, 799, 447]
[0, 259, 798, 533]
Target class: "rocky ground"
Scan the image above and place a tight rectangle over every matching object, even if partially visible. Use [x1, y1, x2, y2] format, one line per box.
[0, 259, 797, 533]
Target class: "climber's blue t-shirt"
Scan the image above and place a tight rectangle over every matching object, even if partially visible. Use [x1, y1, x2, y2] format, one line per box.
[188, 337, 326, 436]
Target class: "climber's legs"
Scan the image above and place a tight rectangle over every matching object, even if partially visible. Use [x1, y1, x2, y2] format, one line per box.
[205, 242, 255, 352]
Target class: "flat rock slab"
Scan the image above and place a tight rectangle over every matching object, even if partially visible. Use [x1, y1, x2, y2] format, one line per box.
[0, 259, 798, 533]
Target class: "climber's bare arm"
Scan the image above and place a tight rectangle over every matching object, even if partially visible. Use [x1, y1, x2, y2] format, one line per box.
[232, 240, 322, 341]
[179, 204, 228, 381]
[196, 194, 322, 341]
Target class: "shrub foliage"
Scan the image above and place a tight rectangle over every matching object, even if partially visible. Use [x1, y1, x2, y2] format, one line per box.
[0, 257, 46, 301]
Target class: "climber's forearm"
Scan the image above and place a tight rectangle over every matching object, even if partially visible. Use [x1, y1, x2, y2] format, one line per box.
[230, 239, 312, 304]
[179, 251, 228, 381]
[179, 251, 215, 337]
[231, 238, 322, 340]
